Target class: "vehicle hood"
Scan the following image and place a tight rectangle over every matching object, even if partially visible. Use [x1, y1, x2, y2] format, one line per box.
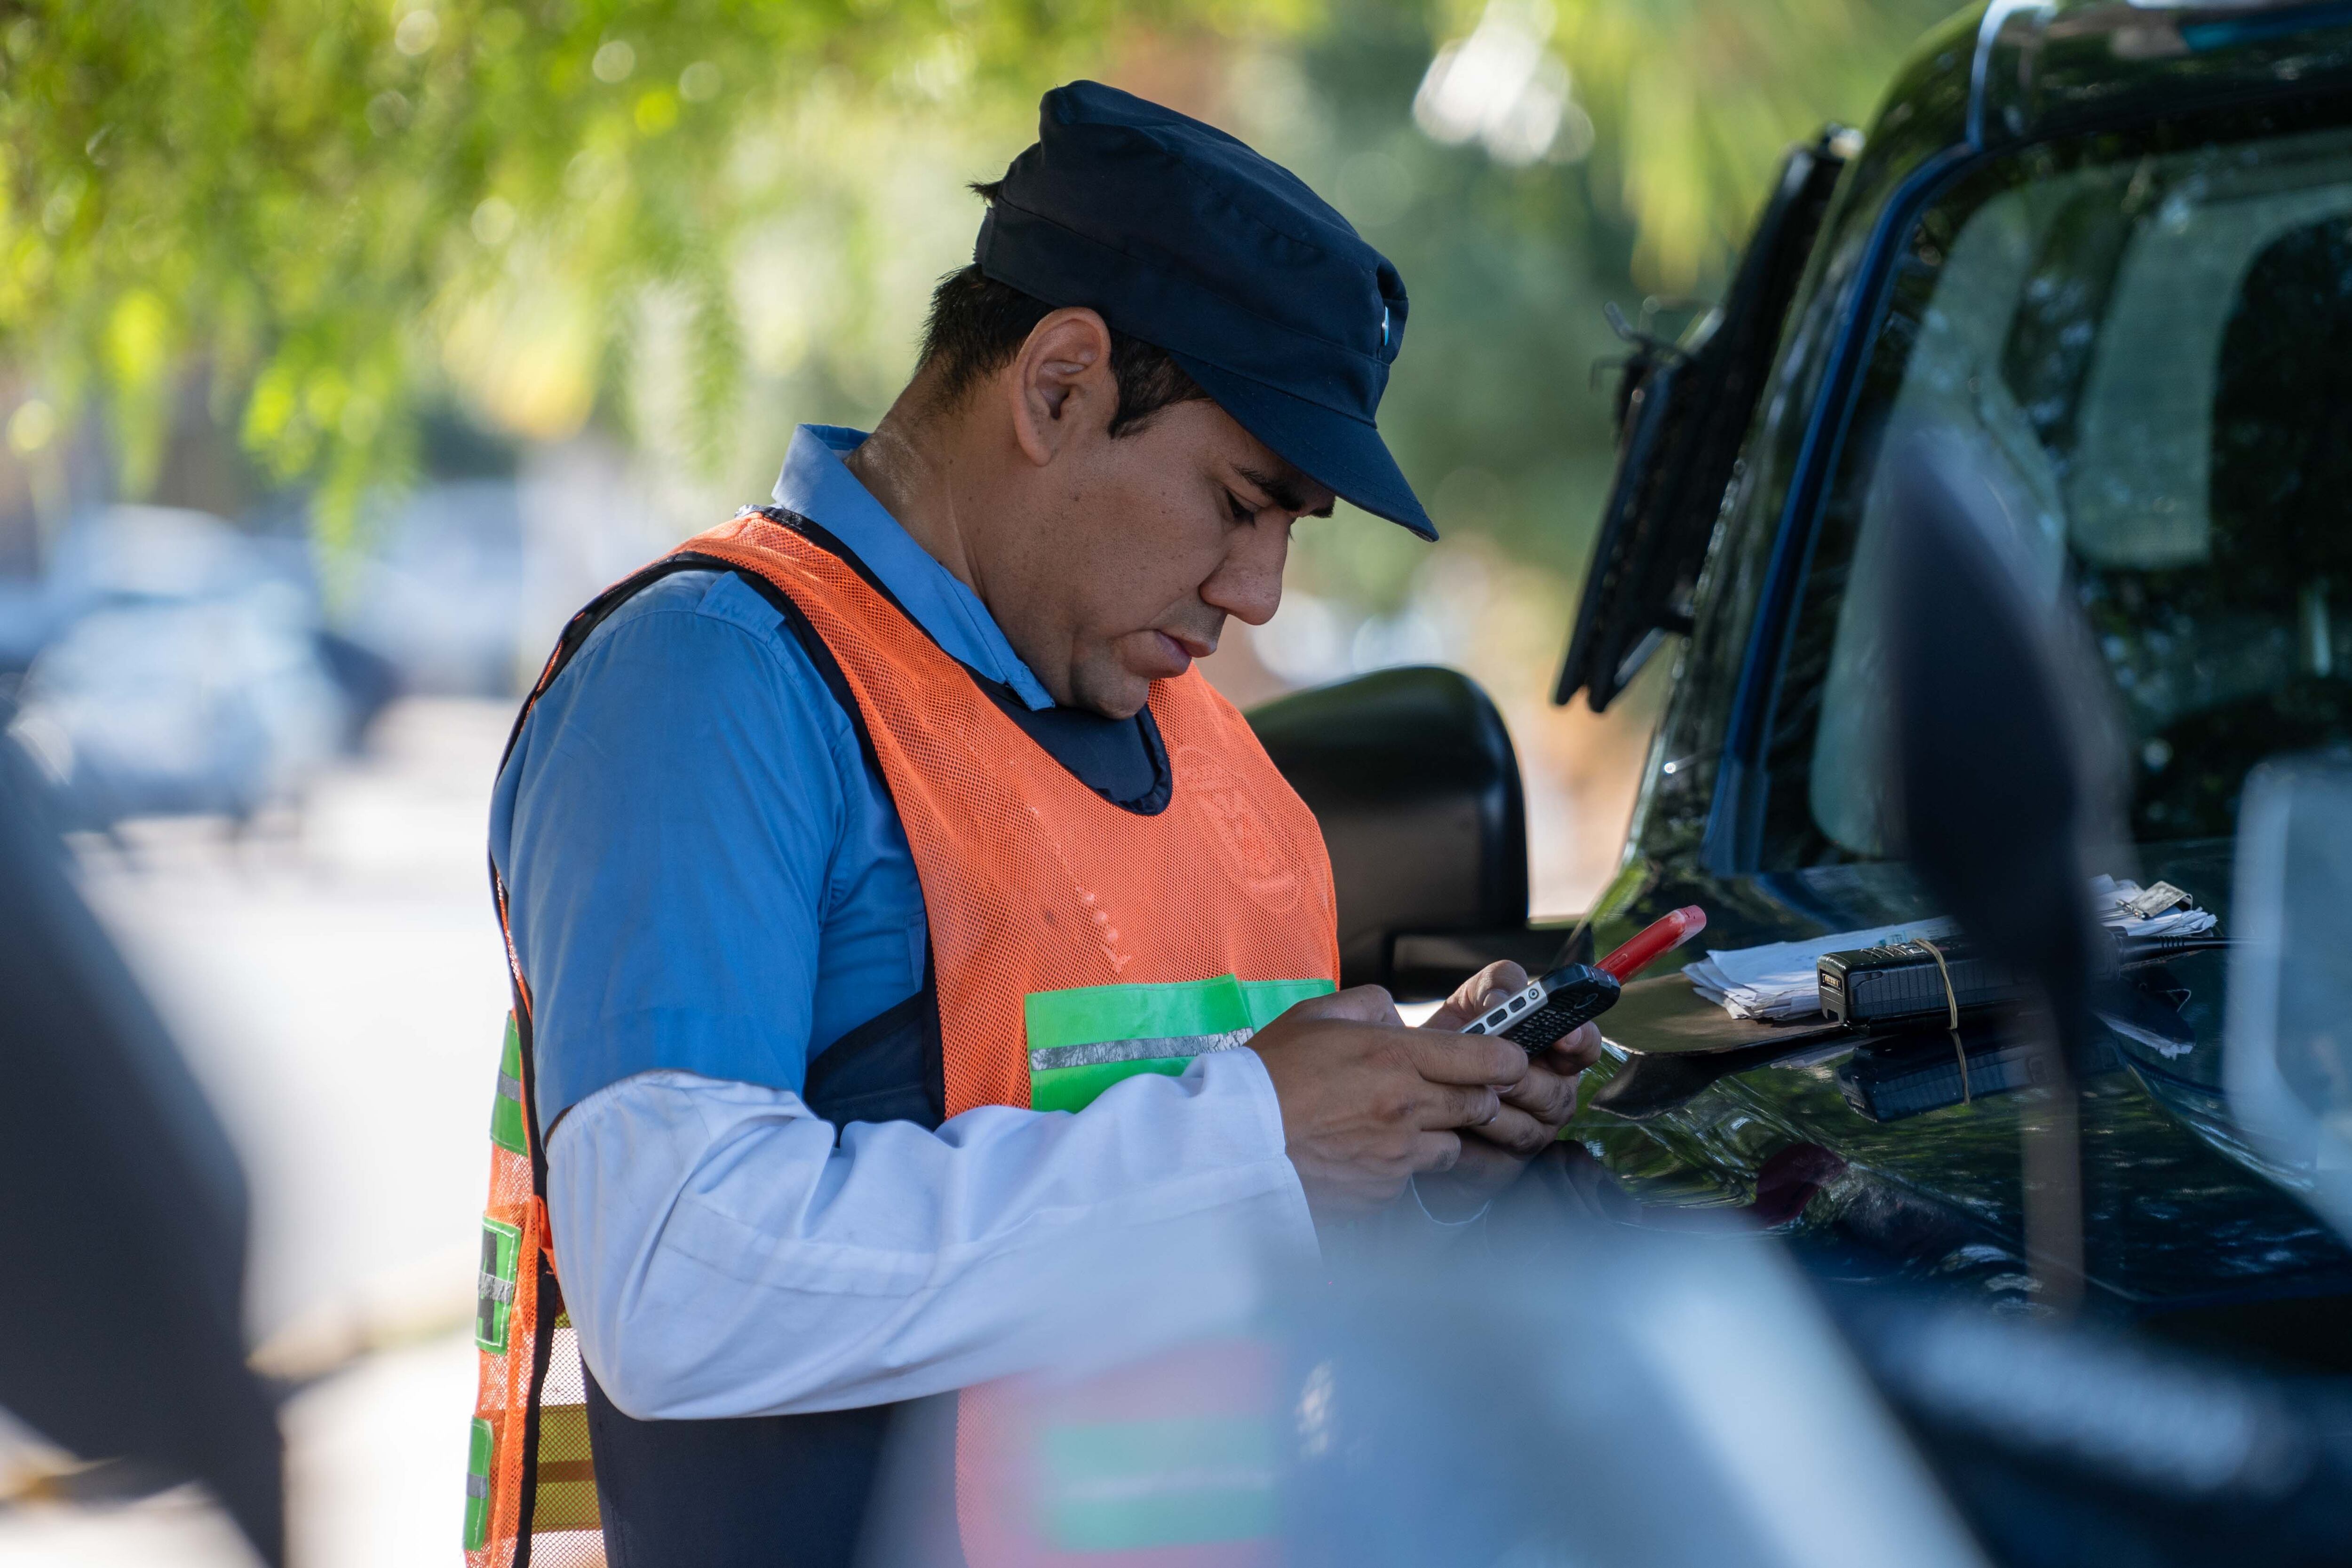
[1574, 847, 2352, 1311]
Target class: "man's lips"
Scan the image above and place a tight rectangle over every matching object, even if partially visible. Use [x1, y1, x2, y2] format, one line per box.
[1149, 630, 1216, 672]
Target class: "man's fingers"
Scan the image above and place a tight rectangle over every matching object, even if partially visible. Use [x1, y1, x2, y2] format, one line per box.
[1424, 960, 1531, 1032]
[1414, 1081, 1503, 1130]
[1500, 1063, 1581, 1126]
[1408, 1131, 1464, 1174]
[1406, 1029, 1528, 1087]
[1463, 1104, 1557, 1158]
[1529, 1020, 1605, 1072]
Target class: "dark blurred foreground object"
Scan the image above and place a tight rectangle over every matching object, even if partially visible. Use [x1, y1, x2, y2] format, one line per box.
[1881, 428, 2118, 1069]
[863, 1144, 2352, 1568]
[1880, 429, 2125, 1307]
[1833, 1288, 2352, 1568]
[862, 1149, 1989, 1568]
[1862, 433, 2352, 1562]
[0, 740, 283, 1563]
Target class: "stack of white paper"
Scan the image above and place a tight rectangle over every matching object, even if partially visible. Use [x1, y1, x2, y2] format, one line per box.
[2088, 876, 2219, 940]
[1686, 918, 1958, 1021]
[1684, 881, 2217, 1022]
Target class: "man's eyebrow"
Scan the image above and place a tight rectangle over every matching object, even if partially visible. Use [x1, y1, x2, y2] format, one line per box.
[1236, 464, 1335, 518]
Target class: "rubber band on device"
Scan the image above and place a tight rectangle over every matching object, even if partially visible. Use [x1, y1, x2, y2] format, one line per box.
[1915, 936, 1970, 1105]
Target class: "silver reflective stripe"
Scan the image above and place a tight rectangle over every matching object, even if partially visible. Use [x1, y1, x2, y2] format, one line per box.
[479, 1271, 516, 1305]
[1028, 1028, 1255, 1074]
[497, 1071, 523, 1102]
[465, 1473, 491, 1499]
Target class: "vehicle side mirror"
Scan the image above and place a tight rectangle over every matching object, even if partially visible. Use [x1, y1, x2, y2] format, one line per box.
[1249, 667, 1538, 995]
[1557, 127, 1853, 713]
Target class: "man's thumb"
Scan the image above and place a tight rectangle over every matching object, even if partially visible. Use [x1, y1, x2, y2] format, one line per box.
[1282, 984, 1399, 1027]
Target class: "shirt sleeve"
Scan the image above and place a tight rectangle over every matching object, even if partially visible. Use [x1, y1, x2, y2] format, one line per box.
[545, 1052, 1320, 1419]
[492, 577, 861, 1126]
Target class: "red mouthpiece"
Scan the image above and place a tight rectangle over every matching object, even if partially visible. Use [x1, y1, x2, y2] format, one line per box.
[1598, 905, 1708, 981]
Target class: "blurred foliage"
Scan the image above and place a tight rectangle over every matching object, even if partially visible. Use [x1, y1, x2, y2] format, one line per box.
[1545, 0, 1959, 285]
[1, 0, 1952, 552]
[0, 0, 1300, 542]
[1249, 0, 1952, 603]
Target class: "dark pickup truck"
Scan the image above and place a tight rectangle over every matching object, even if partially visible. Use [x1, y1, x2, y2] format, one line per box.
[1255, 0, 2352, 1362]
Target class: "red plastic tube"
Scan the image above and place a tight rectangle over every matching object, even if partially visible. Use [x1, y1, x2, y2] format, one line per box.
[1597, 905, 1708, 981]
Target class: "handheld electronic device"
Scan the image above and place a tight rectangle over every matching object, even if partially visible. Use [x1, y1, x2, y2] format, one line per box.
[1461, 962, 1621, 1047]
[1462, 905, 1709, 1049]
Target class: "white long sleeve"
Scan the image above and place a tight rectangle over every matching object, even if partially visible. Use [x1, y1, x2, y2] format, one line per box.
[544, 1048, 1320, 1420]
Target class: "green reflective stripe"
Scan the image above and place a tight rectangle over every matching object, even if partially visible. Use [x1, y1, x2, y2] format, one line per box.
[1030, 1056, 1192, 1114]
[490, 1014, 527, 1156]
[1030, 1029, 1256, 1073]
[1025, 975, 1332, 1053]
[463, 1417, 493, 1551]
[476, 1218, 521, 1354]
[1023, 975, 1331, 1112]
[1037, 1415, 1279, 1552]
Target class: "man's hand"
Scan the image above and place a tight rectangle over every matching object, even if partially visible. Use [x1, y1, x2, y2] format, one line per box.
[1248, 986, 1529, 1220]
[1414, 961, 1606, 1216]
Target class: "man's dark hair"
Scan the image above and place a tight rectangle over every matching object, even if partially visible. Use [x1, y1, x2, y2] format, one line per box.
[916, 182, 1208, 437]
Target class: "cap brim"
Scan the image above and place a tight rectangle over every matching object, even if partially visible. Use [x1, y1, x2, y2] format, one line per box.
[1170, 353, 1437, 540]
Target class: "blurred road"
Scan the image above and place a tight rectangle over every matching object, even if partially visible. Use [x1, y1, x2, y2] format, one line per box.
[0, 698, 517, 1566]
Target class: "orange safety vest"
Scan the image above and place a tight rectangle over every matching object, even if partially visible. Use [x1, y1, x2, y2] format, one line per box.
[463, 507, 1338, 1567]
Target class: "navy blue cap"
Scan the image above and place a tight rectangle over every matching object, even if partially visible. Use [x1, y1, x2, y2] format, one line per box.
[976, 81, 1436, 539]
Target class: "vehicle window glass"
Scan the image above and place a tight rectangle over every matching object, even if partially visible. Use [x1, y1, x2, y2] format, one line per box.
[1762, 112, 2352, 868]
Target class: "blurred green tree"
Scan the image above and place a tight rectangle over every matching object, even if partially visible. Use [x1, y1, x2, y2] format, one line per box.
[0, 0, 1952, 549]
[0, 0, 1295, 542]
[1549, 0, 1957, 285]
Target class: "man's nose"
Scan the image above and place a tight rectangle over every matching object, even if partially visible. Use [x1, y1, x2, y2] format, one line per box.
[1200, 518, 1289, 627]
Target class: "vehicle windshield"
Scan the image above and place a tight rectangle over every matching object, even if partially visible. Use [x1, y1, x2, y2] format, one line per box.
[1762, 108, 2352, 868]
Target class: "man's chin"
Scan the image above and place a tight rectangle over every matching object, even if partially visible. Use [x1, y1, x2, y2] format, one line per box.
[1086, 687, 1152, 722]
[1070, 664, 1154, 721]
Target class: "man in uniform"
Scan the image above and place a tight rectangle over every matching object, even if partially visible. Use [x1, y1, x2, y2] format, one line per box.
[479, 80, 1599, 1567]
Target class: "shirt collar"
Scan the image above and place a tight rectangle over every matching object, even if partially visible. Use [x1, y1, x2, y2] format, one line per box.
[773, 424, 1055, 712]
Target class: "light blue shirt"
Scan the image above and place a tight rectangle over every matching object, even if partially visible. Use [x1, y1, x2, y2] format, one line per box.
[489, 424, 1055, 1130]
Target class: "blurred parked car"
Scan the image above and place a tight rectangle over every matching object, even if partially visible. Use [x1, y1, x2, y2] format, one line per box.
[336, 477, 527, 697]
[5, 505, 371, 829]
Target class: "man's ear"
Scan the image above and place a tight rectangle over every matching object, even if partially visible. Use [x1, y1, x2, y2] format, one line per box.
[1006, 308, 1117, 467]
